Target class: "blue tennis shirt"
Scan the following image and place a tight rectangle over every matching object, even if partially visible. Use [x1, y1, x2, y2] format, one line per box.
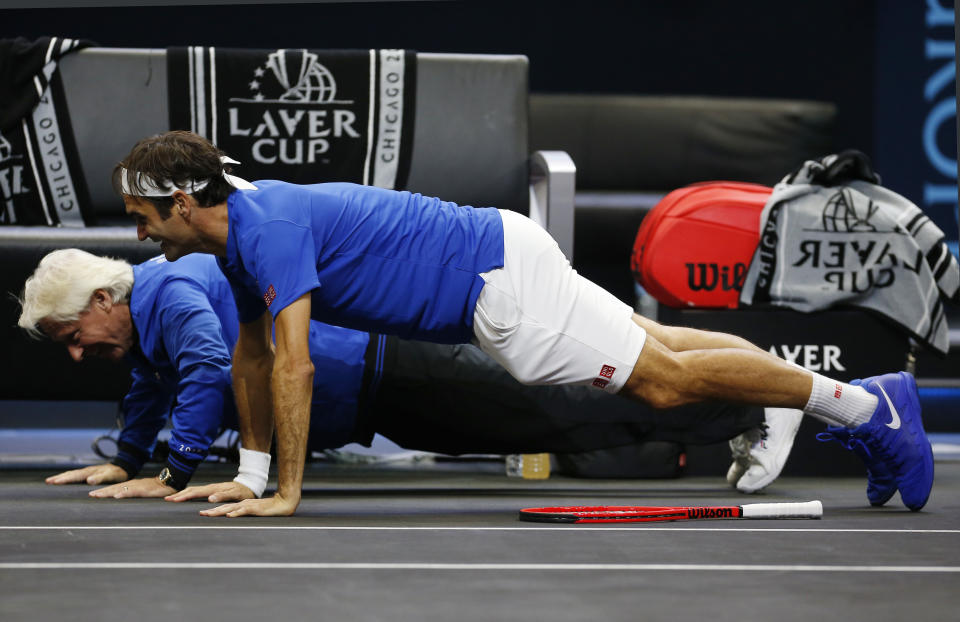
[218, 181, 505, 343]
[118, 254, 239, 483]
[117, 254, 370, 486]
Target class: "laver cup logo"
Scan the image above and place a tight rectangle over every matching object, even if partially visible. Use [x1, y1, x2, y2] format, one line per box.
[793, 188, 923, 293]
[821, 188, 880, 232]
[168, 47, 416, 189]
[752, 187, 922, 302]
[228, 50, 360, 167]
[241, 50, 349, 105]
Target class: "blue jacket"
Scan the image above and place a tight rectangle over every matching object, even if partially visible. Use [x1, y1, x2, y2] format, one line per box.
[113, 254, 371, 487]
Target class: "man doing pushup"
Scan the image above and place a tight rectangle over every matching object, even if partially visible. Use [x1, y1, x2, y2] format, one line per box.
[114, 130, 934, 516]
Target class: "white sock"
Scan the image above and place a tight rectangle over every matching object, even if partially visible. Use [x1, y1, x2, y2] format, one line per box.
[803, 373, 878, 428]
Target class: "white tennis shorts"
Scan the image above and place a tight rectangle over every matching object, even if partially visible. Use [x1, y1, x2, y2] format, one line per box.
[471, 209, 646, 393]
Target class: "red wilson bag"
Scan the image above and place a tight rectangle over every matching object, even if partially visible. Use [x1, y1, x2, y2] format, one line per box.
[631, 182, 772, 309]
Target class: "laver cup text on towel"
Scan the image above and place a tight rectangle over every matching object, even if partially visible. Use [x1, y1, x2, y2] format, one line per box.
[168, 47, 416, 190]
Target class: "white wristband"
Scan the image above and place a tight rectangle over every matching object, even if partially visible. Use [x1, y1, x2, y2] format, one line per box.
[233, 447, 271, 498]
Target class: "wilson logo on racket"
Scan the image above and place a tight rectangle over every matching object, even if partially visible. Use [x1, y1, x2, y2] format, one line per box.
[686, 507, 734, 519]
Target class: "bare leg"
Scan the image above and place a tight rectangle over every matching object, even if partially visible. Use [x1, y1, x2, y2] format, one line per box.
[623, 317, 929, 511]
[633, 313, 769, 356]
[620, 315, 812, 409]
[627, 314, 808, 491]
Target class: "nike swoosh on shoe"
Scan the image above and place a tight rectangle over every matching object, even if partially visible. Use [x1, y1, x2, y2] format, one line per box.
[877, 384, 901, 430]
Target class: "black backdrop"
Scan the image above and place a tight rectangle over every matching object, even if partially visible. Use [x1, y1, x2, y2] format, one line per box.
[1, 0, 875, 153]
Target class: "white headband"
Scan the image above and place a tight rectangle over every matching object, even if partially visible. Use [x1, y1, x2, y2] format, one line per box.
[119, 156, 258, 196]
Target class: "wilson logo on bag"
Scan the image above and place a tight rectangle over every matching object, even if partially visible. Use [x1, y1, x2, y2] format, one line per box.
[631, 182, 772, 308]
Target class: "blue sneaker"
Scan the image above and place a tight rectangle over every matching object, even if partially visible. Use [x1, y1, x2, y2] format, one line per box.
[817, 425, 897, 506]
[841, 372, 933, 511]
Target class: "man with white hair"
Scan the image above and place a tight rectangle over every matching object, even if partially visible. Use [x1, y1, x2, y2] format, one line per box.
[113, 130, 935, 516]
[20, 250, 242, 495]
[20, 249, 773, 501]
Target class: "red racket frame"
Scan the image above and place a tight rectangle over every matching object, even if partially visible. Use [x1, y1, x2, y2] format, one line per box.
[519, 501, 823, 523]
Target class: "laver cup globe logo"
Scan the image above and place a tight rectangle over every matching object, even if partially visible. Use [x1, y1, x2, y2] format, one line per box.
[168, 47, 415, 189]
[821, 188, 882, 233]
[227, 49, 361, 168]
[236, 50, 350, 105]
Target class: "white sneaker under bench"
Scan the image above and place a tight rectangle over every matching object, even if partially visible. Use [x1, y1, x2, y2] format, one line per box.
[727, 408, 804, 493]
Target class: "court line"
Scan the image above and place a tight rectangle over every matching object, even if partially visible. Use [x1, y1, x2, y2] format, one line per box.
[0, 526, 957, 534]
[1, 562, 958, 572]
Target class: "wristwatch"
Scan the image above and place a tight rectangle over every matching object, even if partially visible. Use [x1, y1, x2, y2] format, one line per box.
[157, 467, 177, 489]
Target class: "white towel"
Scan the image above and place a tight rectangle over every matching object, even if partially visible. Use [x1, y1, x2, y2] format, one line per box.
[740, 152, 959, 354]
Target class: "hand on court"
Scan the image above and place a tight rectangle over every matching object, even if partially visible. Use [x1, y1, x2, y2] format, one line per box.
[164, 481, 256, 503]
[89, 476, 175, 499]
[45, 463, 128, 486]
[199, 493, 298, 517]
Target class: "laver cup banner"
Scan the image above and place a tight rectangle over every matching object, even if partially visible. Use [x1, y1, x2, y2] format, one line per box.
[168, 47, 416, 190]
[0, 36, 93, 226]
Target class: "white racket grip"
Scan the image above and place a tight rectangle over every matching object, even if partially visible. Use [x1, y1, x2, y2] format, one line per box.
[741, 500, 823, 519]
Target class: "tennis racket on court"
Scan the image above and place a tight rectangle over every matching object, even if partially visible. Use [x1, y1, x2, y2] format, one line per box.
[519, 500, 822, 523]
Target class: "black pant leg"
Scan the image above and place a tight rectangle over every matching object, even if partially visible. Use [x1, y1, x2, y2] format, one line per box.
[370, 338, 763, 455]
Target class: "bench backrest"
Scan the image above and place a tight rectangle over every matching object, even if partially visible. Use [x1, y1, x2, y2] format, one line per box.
[60, 49, 530, 221]
[531, 94, 836, 190]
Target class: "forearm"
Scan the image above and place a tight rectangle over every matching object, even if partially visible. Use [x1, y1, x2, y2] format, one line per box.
[271, 355, 314, 503]
[232, 348, 276, 453]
